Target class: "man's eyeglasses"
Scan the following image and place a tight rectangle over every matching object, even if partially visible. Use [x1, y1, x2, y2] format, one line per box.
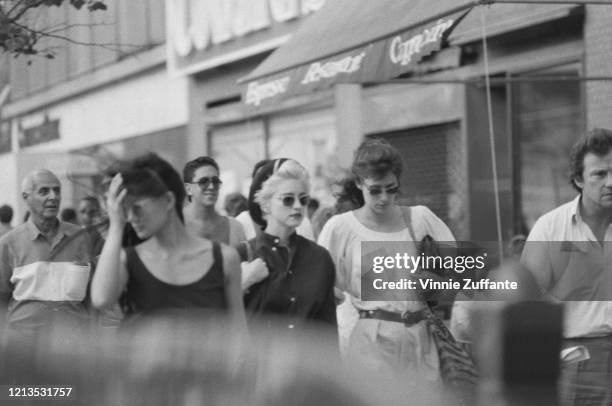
[277, 195, 310, 208]
[364, 185, 400, 196]
[191, 176, 222, 190]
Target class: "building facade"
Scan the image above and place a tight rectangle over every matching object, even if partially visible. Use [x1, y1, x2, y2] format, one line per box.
[168, 1, 611, 242]
[167, 0, 333, 207]
[2, 0, 611, 244]
[0, 0, 189, 219]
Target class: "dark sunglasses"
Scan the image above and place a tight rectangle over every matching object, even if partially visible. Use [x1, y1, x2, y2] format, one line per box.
[278, 195, 310, 207]
[192, 176, 222, 190]
[364, 185, 400, 196]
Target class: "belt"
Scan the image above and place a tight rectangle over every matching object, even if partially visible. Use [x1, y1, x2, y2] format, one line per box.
[564, 335, 612, 344]
[358, 308, 429, 327]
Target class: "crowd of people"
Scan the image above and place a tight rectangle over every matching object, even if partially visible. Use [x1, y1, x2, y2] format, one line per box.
[0, 130, 611, 405]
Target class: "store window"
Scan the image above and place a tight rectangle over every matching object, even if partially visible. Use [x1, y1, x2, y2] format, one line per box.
[210, 109, 337, 208]
[268, 110, 335, 176]
[19, 118, 60, 148]
[68, 126, 187, 206]
[512, 64, 584, 233]
[268, 109, 337, 202]
[210, 120, 266, 199]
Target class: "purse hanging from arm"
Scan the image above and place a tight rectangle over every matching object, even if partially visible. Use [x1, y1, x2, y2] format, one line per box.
[401, 206, 478, 401]
[399, 206, 441, 303]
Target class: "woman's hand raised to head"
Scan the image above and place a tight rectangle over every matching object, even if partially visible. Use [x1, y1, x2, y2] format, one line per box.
[106, 174, 128, 230]
[92, 173, 130, 310]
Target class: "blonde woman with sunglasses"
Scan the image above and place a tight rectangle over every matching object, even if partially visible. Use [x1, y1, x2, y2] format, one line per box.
[238, 159, 337, 332]
[318, 139, 455, 383]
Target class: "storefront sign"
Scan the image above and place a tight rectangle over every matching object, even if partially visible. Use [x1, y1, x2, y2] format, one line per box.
[243, 13, 466, 109]
[389, 19, 456, 67]
[166, 0, 325, 75]
[20, 119, 59, 148]
[245, 76, 291, 107]
[301, 52, 366, 84]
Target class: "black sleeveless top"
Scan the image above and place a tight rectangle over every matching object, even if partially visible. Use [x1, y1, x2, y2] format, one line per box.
[121, 242, 227, 317]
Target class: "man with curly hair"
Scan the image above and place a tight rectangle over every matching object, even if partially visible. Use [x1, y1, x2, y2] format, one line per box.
[521, 128, 612, 406]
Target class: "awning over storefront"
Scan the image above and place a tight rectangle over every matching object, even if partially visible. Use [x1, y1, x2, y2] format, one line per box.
[239, 0, 595, 110]
[237, 0, 604, 259]
[240, 0, 477, 109]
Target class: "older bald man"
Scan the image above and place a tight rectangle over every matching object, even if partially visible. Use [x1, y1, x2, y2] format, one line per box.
[0, 170, 93, 337]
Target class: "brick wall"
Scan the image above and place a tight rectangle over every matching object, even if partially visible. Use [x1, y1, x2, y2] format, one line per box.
[585, 5, 612, 130]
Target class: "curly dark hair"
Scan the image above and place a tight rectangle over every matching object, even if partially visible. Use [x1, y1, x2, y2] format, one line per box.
[569, 128, 612, 192]
[350, 138, 402, 181]
[335, 177, 364, 209]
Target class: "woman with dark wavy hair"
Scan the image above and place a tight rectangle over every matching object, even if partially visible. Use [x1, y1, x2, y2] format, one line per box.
[91, 153, 245, 329]
[318, 139, 455, 381]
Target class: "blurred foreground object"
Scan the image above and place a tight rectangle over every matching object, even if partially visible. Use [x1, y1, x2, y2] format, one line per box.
[0, 312, 451, 406]
[474, 302, 562, 406]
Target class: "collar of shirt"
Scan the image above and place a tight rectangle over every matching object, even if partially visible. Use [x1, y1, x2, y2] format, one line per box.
[25, 218, 75, 246]
[571, 194, 612, 242]
[259, 232, 299, 249]
[570, 194, 581, 224]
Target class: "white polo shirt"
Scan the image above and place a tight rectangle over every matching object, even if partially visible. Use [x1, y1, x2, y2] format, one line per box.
[521, 195, 612, 338]
[0, 219, 92, 333]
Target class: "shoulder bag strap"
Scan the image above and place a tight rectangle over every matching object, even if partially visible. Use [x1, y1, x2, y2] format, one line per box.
[400, 206, 417, 242]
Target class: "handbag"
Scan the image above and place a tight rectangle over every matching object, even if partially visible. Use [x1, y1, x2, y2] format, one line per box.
[425, 308, 478, 401]
[400, 207, 478, 399]
[399, 207, 455, 303]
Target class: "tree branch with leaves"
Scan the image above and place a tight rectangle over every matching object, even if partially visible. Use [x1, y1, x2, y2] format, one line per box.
[0, 0, 107, 57]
